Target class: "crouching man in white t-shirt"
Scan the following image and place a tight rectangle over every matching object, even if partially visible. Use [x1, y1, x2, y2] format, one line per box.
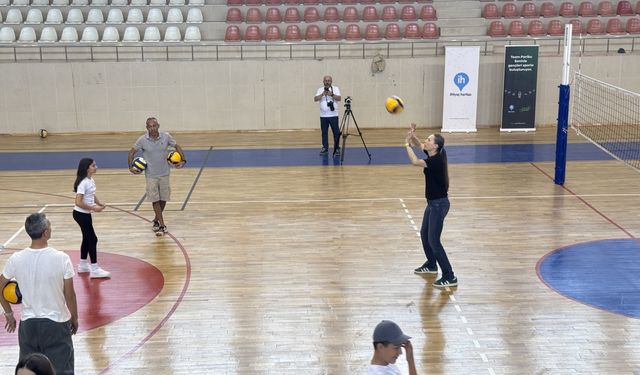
[368, 320, 417, 375]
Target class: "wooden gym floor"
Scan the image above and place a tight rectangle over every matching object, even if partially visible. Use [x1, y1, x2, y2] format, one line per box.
[0, 127, 639, 374]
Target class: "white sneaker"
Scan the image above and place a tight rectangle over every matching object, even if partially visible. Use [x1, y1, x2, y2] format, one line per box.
[90, 267, 111, 279]
[77, 262, 90, 273]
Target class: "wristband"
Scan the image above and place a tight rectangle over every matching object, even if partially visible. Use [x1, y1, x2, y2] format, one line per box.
[404, 143, 410, 147]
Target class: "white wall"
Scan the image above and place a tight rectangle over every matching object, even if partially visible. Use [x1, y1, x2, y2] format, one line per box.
[0, 53, 638, 134]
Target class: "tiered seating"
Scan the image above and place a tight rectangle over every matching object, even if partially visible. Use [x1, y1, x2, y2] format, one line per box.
[221, 0, 441, 41]
[483, 0, 640, 37]
[0, 0, 204, 42]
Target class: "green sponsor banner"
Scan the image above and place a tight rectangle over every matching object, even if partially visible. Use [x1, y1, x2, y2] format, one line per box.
[501, 45, 539, 131]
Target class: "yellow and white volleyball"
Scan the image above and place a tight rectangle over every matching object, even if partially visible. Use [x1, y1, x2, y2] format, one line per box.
[167, 151, 182, 166]
[38, 129, 48, 138]
[385, 96, 405, 114]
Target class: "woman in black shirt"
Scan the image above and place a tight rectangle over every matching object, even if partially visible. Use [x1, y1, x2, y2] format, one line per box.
[405, 124, 457, 287]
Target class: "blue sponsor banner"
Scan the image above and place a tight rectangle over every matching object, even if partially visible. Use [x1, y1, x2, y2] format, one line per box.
[442, 46, 480, 132]
[501, 45, 539, 131]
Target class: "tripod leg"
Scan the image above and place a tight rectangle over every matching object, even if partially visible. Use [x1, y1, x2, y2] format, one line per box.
[339, 111, 350, 164]
[349, 111, 372, 160]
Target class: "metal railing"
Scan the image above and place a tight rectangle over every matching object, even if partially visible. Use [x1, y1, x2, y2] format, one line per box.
[0, 34, 636, 63]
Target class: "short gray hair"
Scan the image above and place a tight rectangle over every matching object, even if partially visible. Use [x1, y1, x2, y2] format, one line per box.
[25, 213, 50, 240]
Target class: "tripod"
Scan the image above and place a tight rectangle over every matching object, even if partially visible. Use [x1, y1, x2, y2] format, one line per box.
[339, 103, 372, 164]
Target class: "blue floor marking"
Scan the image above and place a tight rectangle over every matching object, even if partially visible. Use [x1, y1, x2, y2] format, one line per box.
[538, 239, 640, 319]
[0, 142, 612, 171]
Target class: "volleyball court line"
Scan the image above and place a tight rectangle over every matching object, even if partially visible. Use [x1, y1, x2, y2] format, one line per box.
[1, 206, 47, 251]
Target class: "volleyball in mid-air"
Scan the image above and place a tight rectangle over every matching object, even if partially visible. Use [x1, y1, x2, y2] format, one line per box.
[132, 157, 147, 172]
[2, 280, 22, 304]
[385, 96, 404, 114]
[167, 151, 182, 166]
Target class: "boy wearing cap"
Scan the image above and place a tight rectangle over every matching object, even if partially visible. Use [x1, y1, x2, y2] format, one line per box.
[368, 320, 417, 375]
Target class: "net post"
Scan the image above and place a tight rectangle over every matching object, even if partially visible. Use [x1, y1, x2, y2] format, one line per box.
[554, 24, 572, 185]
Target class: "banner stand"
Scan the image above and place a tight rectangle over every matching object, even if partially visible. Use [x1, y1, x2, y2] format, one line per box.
[441, 46, 480, 133]
[500, 45, 539, 132]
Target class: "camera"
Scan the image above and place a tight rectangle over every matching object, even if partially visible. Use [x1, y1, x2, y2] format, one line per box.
[344, 96, 352, 104]
[327, 101, 335, 111]
[324, 85, 331, 92]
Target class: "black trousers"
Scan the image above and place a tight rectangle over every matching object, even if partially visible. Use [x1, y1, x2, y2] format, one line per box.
[72, 210, 97, 263]
[320, 116, 341, 150]
[19, 318, 74, 375]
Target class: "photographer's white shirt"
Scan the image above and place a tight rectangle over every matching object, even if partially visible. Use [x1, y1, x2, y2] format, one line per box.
[316, 85, 341, 117]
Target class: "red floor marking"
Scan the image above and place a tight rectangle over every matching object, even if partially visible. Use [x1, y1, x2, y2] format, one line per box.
[0, 250, 164, 346]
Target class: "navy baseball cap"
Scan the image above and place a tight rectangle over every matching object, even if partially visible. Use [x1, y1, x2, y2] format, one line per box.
[373, 320, 411, 345]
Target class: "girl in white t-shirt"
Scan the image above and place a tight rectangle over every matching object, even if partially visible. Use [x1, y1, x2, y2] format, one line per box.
[72, 158, 110, 278]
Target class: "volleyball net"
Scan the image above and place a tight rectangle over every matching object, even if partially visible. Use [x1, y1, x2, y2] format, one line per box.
[571, 72, 640, 172]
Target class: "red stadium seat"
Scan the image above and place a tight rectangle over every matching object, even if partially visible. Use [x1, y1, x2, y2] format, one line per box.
[360, 0, 375, 4]
[488, 20, 507, 36]
[226, 7, 242, 22]
[283, 0, 299, 4]
[502, 3, 518, 18]
[245, 7, 262, 23]
[400, 5, 418, 21]
[606, 18, 625, 34]
[527, 20, 545, 36]
[244, 25, 262, 41]
[265, 25, 281, 40]
[419, 4, 437, 20]
[246, 0, 262, 5]
[508, 20, 526, 36]
[284, 7, 301, 22]
[224, 25, 241, 41]
[284, 25, 301, 41]
[616, 0, 634, 15]
[578, 1, 596, 16]
[540, 2, 557, 17]
[342, 0, 357, 4]
[324, 7, 339, 22]
[422, 22, 439, 38]
[379, 0, 395, 4]
[384, 23, 402, 39]
[627, 17, 640, 33]
[345, 24, 361, 40]
[302, 0, 318, 4]
[559, 2, 576, 17]
[483, 3, 500, 18]
[227, 0, 242, 5]
[637, 0, 640, 14]
[305, 24, 322, 40]
[304, 7, 320, 22]
[597, 1, 615, 16]
[364, 24, 381, 40]
[322, 0, 338, 4]
[586, 19, 605, 34]
[404, 23, 421, 38]
[362, 6, 379, 22]
[547, 20, 564, 35]
[569, 19, 584, 35]
[324, 24, 342, 40]
[343, 6, 359, 22]
[266, 0, 281, 4]
[381, 6, 397, 21]
[521, 2, 538, 17]
[265, 8, 282, 23]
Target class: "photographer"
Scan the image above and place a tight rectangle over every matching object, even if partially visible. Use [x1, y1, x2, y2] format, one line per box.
[314, 75, 342, 156]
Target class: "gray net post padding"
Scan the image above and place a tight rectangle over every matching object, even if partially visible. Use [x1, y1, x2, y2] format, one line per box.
[571, 72, 640, 171]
